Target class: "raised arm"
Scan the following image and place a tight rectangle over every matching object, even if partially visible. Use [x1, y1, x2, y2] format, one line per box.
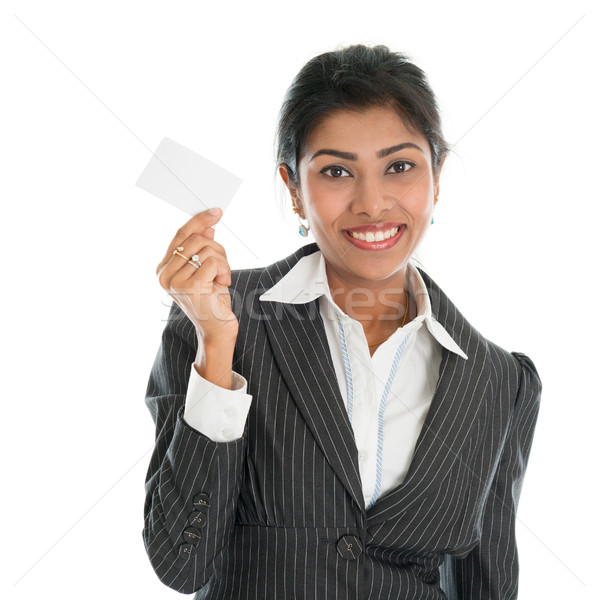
[143, 209, 247, 593]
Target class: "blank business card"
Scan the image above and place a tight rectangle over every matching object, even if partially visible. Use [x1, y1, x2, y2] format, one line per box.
[135, 137, 242, 215]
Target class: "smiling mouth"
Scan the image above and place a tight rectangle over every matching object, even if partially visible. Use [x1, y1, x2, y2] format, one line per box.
[347, 226, 400, 242]
[342, 223, 406, 250]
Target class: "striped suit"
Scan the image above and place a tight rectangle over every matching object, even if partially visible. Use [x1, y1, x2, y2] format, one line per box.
[143, 242, 542, 599]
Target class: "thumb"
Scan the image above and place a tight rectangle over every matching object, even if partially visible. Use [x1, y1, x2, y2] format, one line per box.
[201, 207, 221, 238]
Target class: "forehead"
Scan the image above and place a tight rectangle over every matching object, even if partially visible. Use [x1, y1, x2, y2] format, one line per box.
[305, 106, 428, 153]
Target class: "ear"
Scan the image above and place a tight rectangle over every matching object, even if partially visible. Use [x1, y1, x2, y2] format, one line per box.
[278, 164, 305, 218]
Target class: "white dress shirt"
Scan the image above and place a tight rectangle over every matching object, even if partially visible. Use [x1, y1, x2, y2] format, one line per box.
[184, 251, 467, 506]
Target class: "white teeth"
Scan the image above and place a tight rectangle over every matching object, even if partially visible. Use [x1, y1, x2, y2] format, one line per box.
[349, 227, 399, 242]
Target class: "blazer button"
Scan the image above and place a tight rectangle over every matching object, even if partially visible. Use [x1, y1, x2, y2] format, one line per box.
[188, 511, 207, 528]
[183, 527, 202, 544]
[336, 535, 363, 560]
[192, 493, 211, 510]
[178, 543, 196, 560]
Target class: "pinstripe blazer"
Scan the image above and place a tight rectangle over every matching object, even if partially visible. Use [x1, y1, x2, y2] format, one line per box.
[143, 242, 542, 600]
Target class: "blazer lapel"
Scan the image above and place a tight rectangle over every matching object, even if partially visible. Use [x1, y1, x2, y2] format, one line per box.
[258, 261, 365, 512]
[367, 271, 492, 522]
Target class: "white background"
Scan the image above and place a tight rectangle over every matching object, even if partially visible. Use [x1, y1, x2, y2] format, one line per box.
[1, 1, 597, 598]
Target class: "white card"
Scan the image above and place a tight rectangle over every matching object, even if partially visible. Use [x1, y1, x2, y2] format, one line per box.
[135, 137, 242, 215]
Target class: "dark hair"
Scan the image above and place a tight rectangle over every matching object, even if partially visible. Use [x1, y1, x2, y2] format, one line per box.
[275, 44, 449, 185]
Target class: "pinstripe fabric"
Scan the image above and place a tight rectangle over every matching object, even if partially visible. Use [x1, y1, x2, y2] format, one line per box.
[143, 242, 542, 599]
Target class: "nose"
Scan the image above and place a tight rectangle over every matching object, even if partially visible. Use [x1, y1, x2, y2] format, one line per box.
[349, 175, 394, 218]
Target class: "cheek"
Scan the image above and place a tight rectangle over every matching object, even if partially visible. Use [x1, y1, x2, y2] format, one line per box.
[308, 203, 339, 231]
[304, 188, 346, 224]
[401, 184, 435, 214]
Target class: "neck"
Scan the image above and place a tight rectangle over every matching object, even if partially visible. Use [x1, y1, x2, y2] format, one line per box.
[325, 264, 410, 337]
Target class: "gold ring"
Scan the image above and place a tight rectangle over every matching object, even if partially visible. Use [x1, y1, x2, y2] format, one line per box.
[173, 250, 190, 261]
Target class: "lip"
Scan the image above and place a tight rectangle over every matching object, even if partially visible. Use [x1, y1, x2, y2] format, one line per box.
[343, 223, 405, 251]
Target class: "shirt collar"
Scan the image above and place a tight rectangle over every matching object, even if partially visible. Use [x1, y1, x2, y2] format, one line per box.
[259, 250, 467, 359]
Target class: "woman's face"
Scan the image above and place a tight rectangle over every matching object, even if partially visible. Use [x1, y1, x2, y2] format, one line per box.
[281, 105, 442, 291]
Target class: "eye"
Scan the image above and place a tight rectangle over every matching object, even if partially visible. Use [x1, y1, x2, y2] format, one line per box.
[321, 165, 351, 178]
[386, 161, 414, 174]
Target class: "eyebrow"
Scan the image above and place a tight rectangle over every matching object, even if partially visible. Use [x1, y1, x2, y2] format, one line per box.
[309, 142, 425, 162]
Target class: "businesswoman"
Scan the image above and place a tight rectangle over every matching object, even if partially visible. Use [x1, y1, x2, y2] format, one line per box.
[143, 44, 541, 599]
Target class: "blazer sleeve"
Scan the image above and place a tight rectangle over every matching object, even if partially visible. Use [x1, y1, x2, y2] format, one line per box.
[443, 351, 542, 600]
[142, 301, 247, 594]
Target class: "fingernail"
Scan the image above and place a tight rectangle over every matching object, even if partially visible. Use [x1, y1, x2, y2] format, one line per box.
[209, 207, 221, 216]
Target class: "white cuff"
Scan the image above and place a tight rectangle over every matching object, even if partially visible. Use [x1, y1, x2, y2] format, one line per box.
[183, 364, 252, 442]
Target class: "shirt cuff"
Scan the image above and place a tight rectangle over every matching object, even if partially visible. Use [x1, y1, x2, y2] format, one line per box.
[183, 364, 252, 442]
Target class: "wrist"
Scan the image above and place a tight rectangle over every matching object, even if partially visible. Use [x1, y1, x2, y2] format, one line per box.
[194, 337, 236, 390]
[195, 324, 238, 348]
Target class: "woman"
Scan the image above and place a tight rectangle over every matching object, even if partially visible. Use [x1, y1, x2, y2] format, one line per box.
[143, 44, 541, 599]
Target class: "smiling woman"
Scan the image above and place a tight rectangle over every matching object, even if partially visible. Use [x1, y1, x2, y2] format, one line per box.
[143, 44, 542, 599]
[280, 106, 440, 349]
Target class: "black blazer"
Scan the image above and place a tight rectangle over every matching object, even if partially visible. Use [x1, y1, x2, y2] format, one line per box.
[143, 242, 542, 599]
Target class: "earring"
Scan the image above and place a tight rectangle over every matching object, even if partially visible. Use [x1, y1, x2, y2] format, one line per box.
[292, 204, 310, 237]
[298, 219, 310, 237]
[431, 193, 438, 224]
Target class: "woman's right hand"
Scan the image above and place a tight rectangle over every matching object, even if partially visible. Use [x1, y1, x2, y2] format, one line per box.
[156, 208, 239, 384]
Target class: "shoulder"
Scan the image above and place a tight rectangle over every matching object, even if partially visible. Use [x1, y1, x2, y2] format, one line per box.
[416, 266, 542, 398]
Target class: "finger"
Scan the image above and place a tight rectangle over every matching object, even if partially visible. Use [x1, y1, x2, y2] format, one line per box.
[180, 208, 222, 240]
[169, 235, 227, 267]
[156, 208, 222, 273]
[174, 247, 231, 287]
[156, 229, 225, 279]
[158, 238, 230, 289]
[169, 255, 221, 297]
[202, 226, 216, 241]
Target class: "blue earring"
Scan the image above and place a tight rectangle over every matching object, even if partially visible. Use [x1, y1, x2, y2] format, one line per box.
[431, 217, 435, 225]
[293, 203, 310, 237]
